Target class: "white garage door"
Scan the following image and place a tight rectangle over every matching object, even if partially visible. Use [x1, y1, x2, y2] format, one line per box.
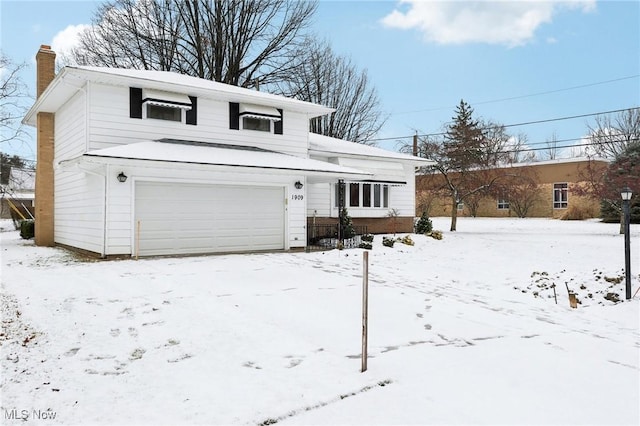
[135, 182, 285, 256]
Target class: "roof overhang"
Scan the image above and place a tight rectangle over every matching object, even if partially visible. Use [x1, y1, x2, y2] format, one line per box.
[308, 133, 435, 166]
[335, 157, 408, 185]
[58, 139, 373, 181]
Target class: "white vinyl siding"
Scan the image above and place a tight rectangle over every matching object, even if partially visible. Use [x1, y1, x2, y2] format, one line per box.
[87, 83, 308, 157]
[55, 89, 86, 161]
[306, 183, 331, 217]
[54, 89, 104, 253]
[135, 182, 284, 256]
[54, 171, 104, 254]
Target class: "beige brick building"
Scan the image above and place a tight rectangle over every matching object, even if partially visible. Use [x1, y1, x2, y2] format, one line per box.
[417, 158, 609, 219]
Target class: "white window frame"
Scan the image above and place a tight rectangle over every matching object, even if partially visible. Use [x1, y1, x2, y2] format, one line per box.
[457, 201, 464, 211]
[553, 182, 568, 209]
[497, 197, 510, 210]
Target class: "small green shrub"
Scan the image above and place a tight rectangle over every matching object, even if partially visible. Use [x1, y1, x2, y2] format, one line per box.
[361, 234, 374, 242]
[382, 236, 395, 248]
[359, 242, 373, 250]
[19, 220, 35, 240]
[415, 212, 433, 234]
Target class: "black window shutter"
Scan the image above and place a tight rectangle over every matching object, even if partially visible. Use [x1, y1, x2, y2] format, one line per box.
[274, 109, 283, 134]
[229, 102, 240, 130]
[129, 87, 142, 119]
[186, 96, 197, 125]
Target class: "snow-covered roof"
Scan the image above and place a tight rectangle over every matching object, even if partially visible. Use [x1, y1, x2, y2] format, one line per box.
[24, 66, 334, 126]
[59, 139, 373, 180]
[500, 156, 609, 169]
[308, 133, 433, 165]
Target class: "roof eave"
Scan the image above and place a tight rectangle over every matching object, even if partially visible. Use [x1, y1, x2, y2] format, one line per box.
[34, 67, 335, 119]
[309, 148, 435, 165]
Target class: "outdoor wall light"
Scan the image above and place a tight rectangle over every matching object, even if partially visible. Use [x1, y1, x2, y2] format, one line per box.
[117, 172, 128, 183]
[294, 181, 303, 189]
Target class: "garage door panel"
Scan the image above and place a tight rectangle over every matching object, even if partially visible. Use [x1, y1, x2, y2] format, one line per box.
[135, 182, 285, 256]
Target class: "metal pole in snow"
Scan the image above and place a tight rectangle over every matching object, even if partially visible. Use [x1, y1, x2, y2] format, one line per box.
[623, 198, 631, 300]
[361, 250, 369, 373]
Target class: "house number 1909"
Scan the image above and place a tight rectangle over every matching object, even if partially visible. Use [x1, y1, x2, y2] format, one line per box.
[291, 194, 304, 201]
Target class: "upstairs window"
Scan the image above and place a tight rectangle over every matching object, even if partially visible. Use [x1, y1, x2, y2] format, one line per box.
[242, 116, 271, 132]
[147, 104, 181, 122]
[229, 102, 283, 134]
[130, 87, 197, 125]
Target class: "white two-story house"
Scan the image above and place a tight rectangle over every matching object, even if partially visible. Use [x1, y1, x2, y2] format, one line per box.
[24, 45, 431, 257]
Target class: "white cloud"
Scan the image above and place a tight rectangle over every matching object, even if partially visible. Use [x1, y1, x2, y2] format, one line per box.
[51, 24, 90, 65]
[380, 0, 596, 47]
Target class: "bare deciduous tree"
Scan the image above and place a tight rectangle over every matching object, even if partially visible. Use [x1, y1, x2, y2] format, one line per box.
[507, 133, 535, 163]
[71, 0, 317, 88]
[587, 108, 640, 159]
[491, 167, 541, 218]
[273, 38, 385, 143]
[1, 53, 30, 146]
[479, 120, 511, 165]
[543, 131, 561, 160]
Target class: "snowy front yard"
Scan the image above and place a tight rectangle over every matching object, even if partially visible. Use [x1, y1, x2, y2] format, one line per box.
[1, 218, 639, 425]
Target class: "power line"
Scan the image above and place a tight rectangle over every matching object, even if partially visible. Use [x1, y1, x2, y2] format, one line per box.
[393, 74, 640, 116]
[369, 106, 640, 142]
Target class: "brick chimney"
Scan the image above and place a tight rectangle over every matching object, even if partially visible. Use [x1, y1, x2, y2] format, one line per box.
[34, 45, 56, 246]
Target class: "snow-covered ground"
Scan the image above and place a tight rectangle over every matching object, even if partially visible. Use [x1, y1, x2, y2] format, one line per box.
[1, 217, 639, 425]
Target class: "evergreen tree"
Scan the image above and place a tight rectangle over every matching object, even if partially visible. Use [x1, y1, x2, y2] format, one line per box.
[0, 153, 27, 185]
[415, 212, 433, 234]
[339, 207, 355, 239]
[444, 100, 484, 170]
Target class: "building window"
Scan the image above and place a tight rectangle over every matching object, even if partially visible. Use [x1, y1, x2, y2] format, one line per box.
[553, 183, 568, 209]
[146, 104, 182, 122]
[242, 116, 271, 132]
[383, 185, 389, 208]
[349, 183, 359, 207]
[335, 183, 389, 208]
[457, 201, 464, 211]
[362, 184, 371, 207]
[497, 198, 510, 210]
[373, 184, 381, 207]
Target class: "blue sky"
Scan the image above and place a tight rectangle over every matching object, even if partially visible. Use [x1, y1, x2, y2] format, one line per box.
[1, 0, 639, 162]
